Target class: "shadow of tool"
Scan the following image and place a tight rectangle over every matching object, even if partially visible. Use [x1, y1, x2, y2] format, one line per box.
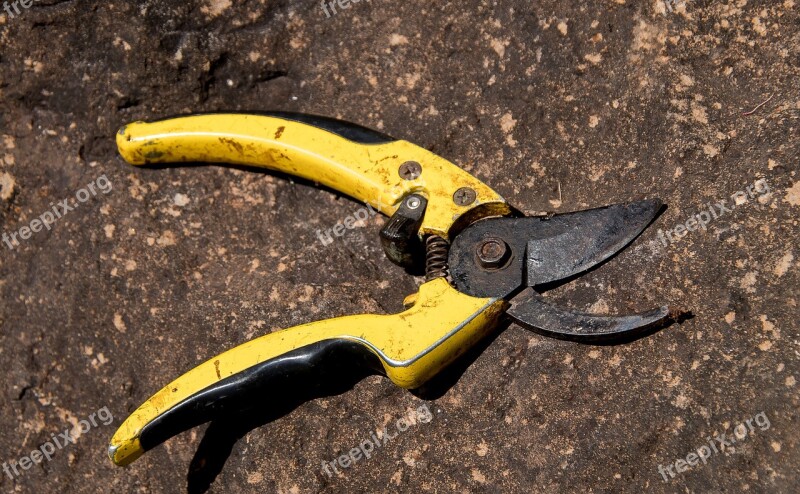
[185, 347, 377, 493]
[183, 328, 495, 493]
[184, 321, 513, 493]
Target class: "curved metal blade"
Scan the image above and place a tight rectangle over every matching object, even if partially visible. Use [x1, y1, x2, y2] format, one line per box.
[524, 198, 663, 286]
[507, 288, 670, 343]
[449, 199, 664, 298]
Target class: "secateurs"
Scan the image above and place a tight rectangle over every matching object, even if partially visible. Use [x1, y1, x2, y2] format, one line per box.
[109, 112, 672, 466]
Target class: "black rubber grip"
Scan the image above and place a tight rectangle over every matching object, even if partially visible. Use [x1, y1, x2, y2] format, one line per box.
[138, 339, 382, 452]
[261, 111, 397, 144]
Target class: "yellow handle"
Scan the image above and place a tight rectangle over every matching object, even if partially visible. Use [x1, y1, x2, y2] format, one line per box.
[109, 279, 506, 466]
[116, 113, 509, 238]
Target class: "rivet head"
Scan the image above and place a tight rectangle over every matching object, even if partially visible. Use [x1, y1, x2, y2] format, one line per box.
[477, 237, 511, 269]
[406, 196, 421, 210]
[453, 187, 477, 206]
[398, 161, 422, 180]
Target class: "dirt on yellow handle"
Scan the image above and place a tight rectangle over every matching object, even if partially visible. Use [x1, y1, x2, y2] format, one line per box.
[116, 113, 509, 238]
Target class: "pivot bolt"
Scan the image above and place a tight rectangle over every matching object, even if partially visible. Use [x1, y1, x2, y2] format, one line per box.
[476, 237, 511, 269]
[399, 161, 422, 180]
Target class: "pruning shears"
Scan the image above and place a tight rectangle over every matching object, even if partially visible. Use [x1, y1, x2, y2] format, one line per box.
[109, 112, 672, 466]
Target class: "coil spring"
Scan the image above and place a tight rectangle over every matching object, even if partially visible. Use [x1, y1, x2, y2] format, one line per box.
[425, 235, 449, 281]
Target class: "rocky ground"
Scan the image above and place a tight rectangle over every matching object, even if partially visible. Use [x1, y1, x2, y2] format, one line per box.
[0, 0, 798, 492]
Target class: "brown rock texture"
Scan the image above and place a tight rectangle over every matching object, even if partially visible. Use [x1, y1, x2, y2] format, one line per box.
[0, 0, 798, 492]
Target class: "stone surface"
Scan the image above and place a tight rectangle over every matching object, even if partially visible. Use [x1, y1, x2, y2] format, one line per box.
[0, 0, 798, 492]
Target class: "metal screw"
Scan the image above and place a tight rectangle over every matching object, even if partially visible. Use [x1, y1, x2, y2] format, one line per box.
[398, 161, 422, 180]
[406, 196, 421, 210]
[477, 237, 510, 269]
[453, 187, 477, 206]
